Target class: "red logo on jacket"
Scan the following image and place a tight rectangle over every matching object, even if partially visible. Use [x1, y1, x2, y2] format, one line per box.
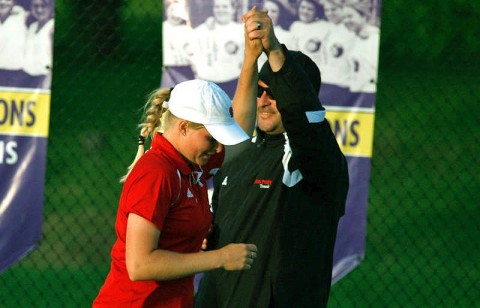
[253, 179, 272, 189]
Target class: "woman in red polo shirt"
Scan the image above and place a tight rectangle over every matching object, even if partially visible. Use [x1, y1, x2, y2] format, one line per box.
[93, 79, 257, 307]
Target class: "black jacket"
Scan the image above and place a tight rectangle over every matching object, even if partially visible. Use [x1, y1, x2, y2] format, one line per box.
[195, 49, 349, 308]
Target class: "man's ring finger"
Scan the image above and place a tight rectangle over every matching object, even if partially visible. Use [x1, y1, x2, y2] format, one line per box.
[256, 21, 262, 30]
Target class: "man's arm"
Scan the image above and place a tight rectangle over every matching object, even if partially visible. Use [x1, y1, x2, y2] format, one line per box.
[225, 7, 266, 165]
[231, 7, 265, 137]
[247, 10, 348, 204]
[273, 48, 349, 205]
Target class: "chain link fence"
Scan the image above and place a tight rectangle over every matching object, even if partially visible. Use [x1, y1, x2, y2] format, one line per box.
[0, 0, 478, 307]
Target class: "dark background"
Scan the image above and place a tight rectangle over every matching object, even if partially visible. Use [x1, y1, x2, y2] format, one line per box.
[0, 0, 478, 306]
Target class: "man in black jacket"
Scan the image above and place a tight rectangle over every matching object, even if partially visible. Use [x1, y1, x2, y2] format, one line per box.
[195, 7, 349, 308]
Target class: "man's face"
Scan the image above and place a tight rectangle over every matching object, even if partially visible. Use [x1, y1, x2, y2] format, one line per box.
[256, 80, 285, 135]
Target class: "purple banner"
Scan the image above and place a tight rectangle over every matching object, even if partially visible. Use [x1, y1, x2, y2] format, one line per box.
[0, 0, 55, 273]
[161, 0, 381, 284]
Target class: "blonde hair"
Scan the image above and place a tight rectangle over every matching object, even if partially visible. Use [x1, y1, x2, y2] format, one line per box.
[120, 87, 204, 182]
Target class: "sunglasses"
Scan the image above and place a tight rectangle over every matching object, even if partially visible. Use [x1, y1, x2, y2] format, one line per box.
[257, 85, 275, 99]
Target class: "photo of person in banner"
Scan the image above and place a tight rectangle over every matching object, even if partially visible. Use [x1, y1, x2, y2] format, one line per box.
[289, 0, 331, 71]
[21, 0, 54, 89]
[162, 0, 194, 67]
[342, 4, 379, 93]
[256, 0, 293, 69]
[318, 0, 356, 87]
[0, 0, 28, 87]
[0, 0, 54, 89]
[187, 0, 244, 93]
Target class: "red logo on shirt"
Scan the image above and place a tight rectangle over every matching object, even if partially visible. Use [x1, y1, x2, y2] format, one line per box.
[253, 179, 272, 189]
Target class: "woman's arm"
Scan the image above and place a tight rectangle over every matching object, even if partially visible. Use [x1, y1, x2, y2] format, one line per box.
[125, 213, 257, 281]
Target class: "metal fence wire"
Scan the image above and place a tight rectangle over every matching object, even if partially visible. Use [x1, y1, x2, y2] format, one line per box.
[0, 0, 479, 307]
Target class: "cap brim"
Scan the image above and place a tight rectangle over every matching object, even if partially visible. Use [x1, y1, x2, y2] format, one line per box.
[205, 121, 250, 146]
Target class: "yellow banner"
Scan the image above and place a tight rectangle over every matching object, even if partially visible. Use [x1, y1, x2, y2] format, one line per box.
[326, 110, 375, 158]
[0, 90, 50, 137]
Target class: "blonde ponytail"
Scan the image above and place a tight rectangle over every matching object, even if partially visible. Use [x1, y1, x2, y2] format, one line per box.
[120, 87, 172, 182]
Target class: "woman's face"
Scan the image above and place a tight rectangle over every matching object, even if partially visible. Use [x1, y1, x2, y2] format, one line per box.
[323, 1, 344, 24]
[213, 0, 235, 25]
[263, 1, 280, 25]
[298, 0, 317, 23]
[31, 0, 52, 22]
[0, 0, 14, 20]
[342, 6, 364, 32]
[166, 3, 187, 25]
[183, 127, 221, 166]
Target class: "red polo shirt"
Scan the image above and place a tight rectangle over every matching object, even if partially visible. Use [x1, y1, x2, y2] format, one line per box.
[94, 133, 224, 307]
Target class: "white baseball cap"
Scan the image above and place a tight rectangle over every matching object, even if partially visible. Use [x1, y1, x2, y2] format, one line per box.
[168, 79, 249, 145]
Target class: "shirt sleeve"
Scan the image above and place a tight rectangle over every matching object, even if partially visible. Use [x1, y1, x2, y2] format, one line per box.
[121, 158, 178, 231]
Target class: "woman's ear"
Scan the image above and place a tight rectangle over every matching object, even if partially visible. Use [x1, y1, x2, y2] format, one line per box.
[178, 120, 189, 136]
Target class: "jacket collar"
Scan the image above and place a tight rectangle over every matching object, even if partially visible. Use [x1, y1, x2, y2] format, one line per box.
[254, 128, 286, 146]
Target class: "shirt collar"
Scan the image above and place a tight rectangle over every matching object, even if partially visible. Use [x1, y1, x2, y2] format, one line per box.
[151, 132, 193, 176]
